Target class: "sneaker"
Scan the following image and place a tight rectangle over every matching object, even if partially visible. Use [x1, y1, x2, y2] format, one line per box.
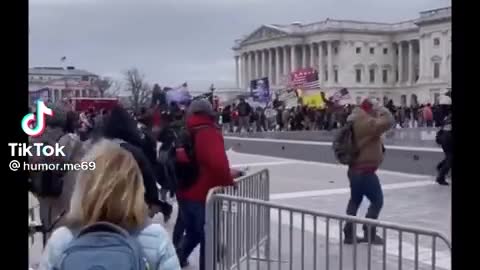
[343, 236, 362, 245]
[360, 234, 385, 245]
[436, 177, 449, 186]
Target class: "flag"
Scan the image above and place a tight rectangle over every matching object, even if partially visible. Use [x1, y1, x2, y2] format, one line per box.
[289, 68, 320, 90]
[331, 88, 351, 103]
[60, 56, 66, 62]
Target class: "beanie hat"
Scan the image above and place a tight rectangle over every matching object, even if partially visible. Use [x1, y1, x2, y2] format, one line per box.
[360, 98, 374, 113]
[187, 99, 216, 117]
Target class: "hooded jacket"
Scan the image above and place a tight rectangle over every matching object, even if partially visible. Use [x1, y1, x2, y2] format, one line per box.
[347, 106, 394, 171]
[176, 114, 234, 202]
[102, 106, 159, 206]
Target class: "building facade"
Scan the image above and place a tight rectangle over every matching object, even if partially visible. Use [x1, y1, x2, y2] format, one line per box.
[29, 66, 100, 104]
[232, 7, 451, 106]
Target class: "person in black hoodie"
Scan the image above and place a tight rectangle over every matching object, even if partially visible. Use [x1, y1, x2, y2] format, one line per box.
[102, 106, 172, 220]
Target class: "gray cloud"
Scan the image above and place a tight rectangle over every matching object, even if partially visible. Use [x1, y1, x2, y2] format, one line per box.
[29, 0, 450, 91]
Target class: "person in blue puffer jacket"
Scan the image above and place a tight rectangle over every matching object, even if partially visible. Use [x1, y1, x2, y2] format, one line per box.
[38, 139, 180, 270]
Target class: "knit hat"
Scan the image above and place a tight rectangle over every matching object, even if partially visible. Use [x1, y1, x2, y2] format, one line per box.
[360, 98, 374, 113]
[187, 99, 216, 117]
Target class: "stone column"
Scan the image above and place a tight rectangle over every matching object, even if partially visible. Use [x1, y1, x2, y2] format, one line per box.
[408, 41, 414, 85]
[250, 51, 255, 80]
[398, 42, 404, 84]
[327, 41, 333, 84]
[269, 48, 274, 84]
[318, 42, 324, 83]
[283, 46, 289, 76]
[261, 49, 267, 78]
[276, 47, 282, 85]
[243, 53, 248, 88]
[234, 56, 239, 88]
[442, 31, 449, 81]
[310, 43, 315, 68]
[290, 45, 296, 72]
[302, 45, 307, 68]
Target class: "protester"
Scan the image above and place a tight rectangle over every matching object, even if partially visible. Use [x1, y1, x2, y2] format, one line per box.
[342, 98, 394, 245]
[422, 103, 434, 127]
[175, 99, 235, 270]
[39, 139, 180, 270]
[237, 98, 252, 133]
[29, 106, 85, 240]
[436, 111, 452, 185]
[102, 106, 172, 220]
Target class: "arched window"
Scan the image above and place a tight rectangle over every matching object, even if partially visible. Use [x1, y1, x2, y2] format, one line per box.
[401, 95, 407, 106]
[410, 94, 418, 107]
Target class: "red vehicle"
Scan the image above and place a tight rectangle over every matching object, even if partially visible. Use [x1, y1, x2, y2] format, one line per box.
[69, 97, 119, 112]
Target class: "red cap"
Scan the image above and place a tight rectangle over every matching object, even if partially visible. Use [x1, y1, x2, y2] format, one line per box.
[360, 99, 373, 113]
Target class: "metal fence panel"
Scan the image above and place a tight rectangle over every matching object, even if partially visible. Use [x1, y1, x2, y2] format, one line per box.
[207, 195, 451, 270]
[206, 169, 271, 270]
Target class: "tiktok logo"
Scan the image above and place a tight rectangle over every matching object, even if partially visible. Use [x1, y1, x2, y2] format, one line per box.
[21, 101, 53, 137]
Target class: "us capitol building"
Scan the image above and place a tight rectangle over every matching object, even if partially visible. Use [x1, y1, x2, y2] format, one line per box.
[232, 7, 451, 106]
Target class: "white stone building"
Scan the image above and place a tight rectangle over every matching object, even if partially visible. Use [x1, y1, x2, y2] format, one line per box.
[232, 7, 451, 106]
[29, 66, 100, 103]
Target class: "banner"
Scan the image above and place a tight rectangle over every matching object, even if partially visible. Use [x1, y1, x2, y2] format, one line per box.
[166, 83, 191, 105]
[301, 94, 325, 109]
[250, 77, 270, 103]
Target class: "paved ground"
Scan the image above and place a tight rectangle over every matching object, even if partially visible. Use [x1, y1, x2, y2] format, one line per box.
[29, 149, 451, 270]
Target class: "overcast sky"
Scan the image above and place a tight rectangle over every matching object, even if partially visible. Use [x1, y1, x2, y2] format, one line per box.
[29, 0, 450, 91]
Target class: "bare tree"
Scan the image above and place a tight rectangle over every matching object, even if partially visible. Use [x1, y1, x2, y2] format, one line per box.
[93, 77, 112, 97]
[124, 68, 151, 111]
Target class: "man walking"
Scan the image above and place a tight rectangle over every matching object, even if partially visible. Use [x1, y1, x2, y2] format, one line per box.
[237, 98, 252, 133]
[343, 98, 394, 245]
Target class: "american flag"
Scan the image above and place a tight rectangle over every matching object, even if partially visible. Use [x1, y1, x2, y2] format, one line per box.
[289, 68, 320, 90]
[331, 88, 351, 103]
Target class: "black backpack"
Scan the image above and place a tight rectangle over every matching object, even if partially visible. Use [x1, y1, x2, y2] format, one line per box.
[157, 125, 209, 192]
[332, 122, 359, 165]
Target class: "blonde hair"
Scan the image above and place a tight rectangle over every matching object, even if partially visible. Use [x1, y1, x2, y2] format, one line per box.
[67, 139, 148, 230]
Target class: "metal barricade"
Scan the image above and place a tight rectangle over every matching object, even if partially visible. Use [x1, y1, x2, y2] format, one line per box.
[206, 169, 270, 270]
[206, 195, 451, 270]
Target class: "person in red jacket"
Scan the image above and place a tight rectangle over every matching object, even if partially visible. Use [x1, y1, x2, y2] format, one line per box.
[176, 99, 234, 270]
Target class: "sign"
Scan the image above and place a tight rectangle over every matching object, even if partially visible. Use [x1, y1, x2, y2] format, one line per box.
[302, 94, 325, 108]
[250, 77, 270, 103]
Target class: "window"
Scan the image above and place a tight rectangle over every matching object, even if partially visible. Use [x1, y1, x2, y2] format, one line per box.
[356, 47, 361, 54]
[370, 48, 375, 54]
[382, 69, 388, 83]
[355, 69, 362, 83]
[82, 76, 89, 81]
[369, 69, 375, 83]
[334, 47, 338, 54]
[324, 71, 328, 82]
[395, 70, 399, 82]
[434, 38, 440, 46]
[334, 69, 338, 83]
[433, 62, 440, 78]
[383, 48, 388, 55]
[39, 76, 43, 80]
[396, 49, 399, 55]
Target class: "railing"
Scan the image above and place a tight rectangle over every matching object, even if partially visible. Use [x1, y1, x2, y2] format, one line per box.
[206, 169, 270, 270]
[206, 195, 451, 270]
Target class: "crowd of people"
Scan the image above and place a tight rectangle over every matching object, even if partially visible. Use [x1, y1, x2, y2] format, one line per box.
[28, 89, 452, 269]
[219, 96, 451, 133]
[29, 96, 244, 270]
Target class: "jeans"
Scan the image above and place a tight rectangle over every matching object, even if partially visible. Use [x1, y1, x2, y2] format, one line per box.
[343, 170, 384, 237]
[437, 151, 452, 181]
[172, 200, 185, 248]
[177, 200, 206, 270]
[238, 116, 250, 132]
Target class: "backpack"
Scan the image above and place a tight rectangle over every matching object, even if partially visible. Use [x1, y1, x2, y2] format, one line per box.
[332, 121, 359, 165]
[55, 222, 149, 270]
[158, 125, 209, 192]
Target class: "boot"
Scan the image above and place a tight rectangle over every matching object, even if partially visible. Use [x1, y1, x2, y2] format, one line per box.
[360, 226, 384, 245]
[343, 222, 361, 245]
[436, 176, 449, 186]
